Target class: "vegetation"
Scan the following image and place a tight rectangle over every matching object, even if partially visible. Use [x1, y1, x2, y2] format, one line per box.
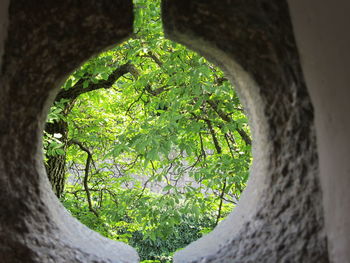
[43, 0, 252, 262]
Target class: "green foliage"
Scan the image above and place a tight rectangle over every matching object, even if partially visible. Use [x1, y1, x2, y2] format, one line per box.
[46, 0, 252, 261]
[62, 186, 231, 262]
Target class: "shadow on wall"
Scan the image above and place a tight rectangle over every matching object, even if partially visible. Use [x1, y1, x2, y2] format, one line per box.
[0, 0, 329, 262]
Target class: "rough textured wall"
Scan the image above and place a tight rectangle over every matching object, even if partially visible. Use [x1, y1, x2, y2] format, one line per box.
[0, 1, 138, 262]
[0, 0, 332, 262]
[162, 1, 329, 262]
[288, 1, 350, 262]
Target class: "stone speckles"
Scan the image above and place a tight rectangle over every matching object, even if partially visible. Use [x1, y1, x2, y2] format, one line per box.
[0, 0, 329, 262]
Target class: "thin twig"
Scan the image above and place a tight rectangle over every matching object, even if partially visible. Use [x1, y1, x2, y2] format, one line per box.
[69, 139, 99, 217]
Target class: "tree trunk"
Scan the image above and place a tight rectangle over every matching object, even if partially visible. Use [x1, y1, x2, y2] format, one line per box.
[44, 63, 131, 198]
[46, 150, 67, 198]
[45, 119, 69, 198]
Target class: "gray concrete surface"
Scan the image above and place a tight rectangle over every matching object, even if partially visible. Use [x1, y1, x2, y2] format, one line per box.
[0, 0, 349, 262]
[161, 1, 327, 262]
[0, 1, 138, 262]
[288, 1, 350, 262]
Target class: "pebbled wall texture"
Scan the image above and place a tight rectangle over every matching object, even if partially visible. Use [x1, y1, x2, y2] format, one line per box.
[0, 1, 139, 262]
[162, 1, 328, 262]
[2, 0, 349, 262]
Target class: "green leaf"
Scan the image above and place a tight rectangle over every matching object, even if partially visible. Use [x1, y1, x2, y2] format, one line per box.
[163, 185, 173, 191]
[83, 80, 89, 89]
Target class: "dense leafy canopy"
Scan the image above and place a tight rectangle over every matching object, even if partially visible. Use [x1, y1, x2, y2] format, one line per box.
[44, 0, 252, 262]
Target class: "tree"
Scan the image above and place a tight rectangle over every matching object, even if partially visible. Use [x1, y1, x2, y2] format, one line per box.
[44, 63, 134, 198]
[43, 0, 252, 261]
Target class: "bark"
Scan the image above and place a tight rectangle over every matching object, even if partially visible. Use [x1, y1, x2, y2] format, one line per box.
[45, 119, 69, 198]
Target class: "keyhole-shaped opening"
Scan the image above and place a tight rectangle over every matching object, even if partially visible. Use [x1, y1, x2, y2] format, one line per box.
[43, 1, 252, 261]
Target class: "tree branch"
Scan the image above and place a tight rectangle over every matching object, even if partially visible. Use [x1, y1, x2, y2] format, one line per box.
[199, 132, 206, 160]
[215, 179, 227, 226]
[55, 63, 132, 102]
[204, 119, 222, 154]
[206, 99, 252, 145]
[68, 139, 98, 217]
[141, 51, 163, 68]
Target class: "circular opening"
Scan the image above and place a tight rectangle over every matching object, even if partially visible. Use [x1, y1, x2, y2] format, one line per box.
[42, 1, 252, 261]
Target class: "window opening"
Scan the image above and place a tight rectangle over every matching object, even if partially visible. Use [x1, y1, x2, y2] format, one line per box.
[43, 0, 252, 262]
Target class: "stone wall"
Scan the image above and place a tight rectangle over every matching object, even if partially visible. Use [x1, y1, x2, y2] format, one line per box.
[288, 1, 350, 261]
[0, 1, 138, 262]
[1, 0, 349, 262]
[162, 1, 327, 262]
